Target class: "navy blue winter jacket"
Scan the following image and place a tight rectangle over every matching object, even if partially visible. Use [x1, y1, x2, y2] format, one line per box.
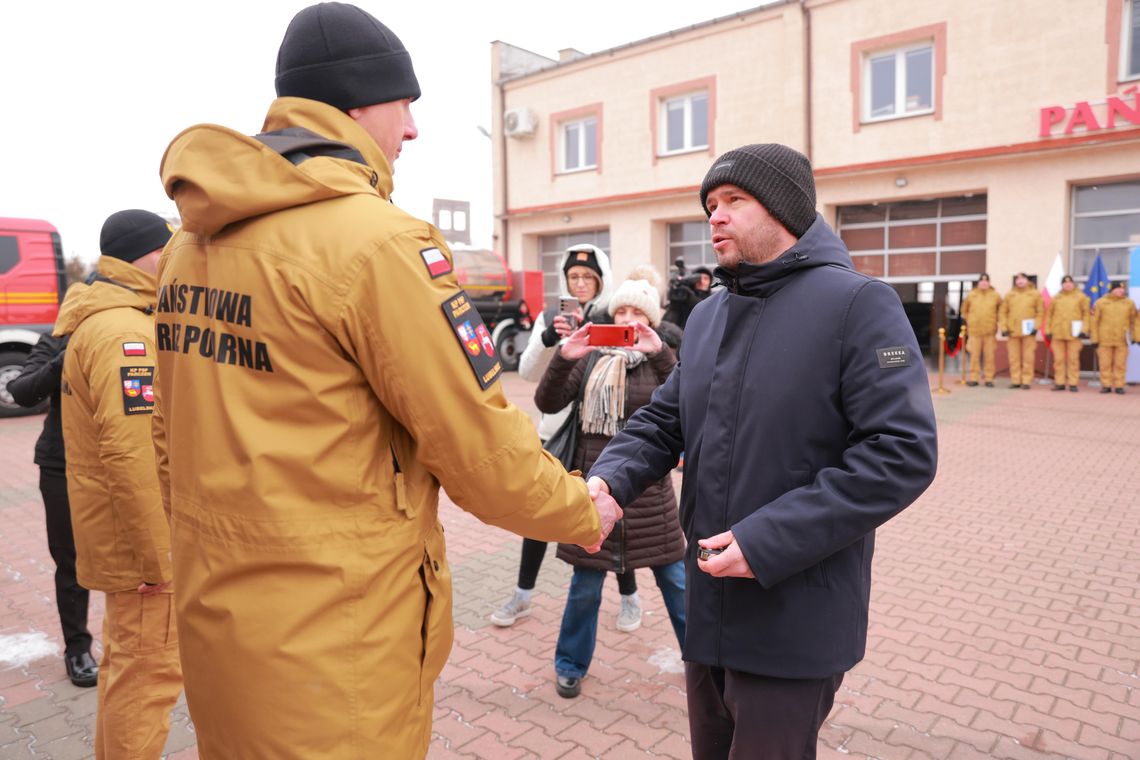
[589, 216, 938, 678]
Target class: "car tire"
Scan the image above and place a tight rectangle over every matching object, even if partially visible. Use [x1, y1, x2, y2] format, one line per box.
[496, 328, 520, 372]
[0, 350, 45, 418]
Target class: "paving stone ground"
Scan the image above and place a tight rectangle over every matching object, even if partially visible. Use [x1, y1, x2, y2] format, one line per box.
[1, 366, 1137, 759]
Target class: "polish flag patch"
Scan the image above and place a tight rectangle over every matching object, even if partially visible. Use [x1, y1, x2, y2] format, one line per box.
[420, 247, 452, 279]
[122, 342, 147, 356]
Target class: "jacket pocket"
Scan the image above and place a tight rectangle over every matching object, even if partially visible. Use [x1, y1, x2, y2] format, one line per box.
[418, 534, 453, 706]
[391, 444, 416, 519]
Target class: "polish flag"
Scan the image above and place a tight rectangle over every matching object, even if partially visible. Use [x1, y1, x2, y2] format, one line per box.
[1040, 251, 1064, 356]
[122, 342, 147, 356]
[421, 247, 451, 278]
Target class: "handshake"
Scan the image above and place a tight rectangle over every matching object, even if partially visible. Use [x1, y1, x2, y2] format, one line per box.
[580, 477, 623, 554]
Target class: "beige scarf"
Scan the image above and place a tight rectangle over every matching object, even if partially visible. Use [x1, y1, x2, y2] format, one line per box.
[581, 348, 645, 437]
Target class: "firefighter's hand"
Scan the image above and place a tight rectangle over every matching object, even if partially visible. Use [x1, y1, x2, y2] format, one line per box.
[138, 581, 172, 596]
[696, 531, 755, 579]
[582, 477, 621, 554]
[559, 324, 594, 361]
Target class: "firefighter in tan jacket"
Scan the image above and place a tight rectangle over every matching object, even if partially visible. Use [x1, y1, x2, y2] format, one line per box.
[1044, 275, 1091, 391]
[154, 5, 619, 759]
[54, 210, 182, 760]
[1089, 281, 1139, 394]
[998, 273, 1045, 388]
[960, 273, 1001, 386]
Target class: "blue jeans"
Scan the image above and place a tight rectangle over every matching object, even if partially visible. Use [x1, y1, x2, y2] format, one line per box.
[554, 560, 686, 679]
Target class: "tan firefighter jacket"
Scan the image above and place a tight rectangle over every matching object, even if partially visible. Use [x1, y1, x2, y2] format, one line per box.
[1044, 288, 1090, 340]
[156, 96, 600, 759]
[999, 284, 1045, 337]
[54, 256, 169, 592]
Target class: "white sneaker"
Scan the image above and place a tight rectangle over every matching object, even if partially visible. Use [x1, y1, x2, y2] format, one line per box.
[490, 592, 532, 627]
[616, 595, 642, 632]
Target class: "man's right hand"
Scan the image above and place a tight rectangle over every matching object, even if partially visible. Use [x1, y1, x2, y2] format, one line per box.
[581, 477, 621, 554]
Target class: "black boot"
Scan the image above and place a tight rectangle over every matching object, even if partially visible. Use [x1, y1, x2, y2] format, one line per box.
[65, 651, 98, 688]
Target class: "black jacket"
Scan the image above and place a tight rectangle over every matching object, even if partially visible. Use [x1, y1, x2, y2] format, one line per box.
[590, 215, 938, 678]
[8, 333, 68, 470]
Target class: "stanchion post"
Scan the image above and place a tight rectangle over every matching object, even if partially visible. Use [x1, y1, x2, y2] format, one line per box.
[934, 327, 952, 395]
[957, 323, 968, 384]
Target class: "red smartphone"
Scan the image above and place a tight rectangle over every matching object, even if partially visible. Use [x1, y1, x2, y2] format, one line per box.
[588, 324, 636, 347]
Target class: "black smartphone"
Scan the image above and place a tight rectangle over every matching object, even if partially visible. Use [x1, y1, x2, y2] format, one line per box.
[698, 547, 724, 561]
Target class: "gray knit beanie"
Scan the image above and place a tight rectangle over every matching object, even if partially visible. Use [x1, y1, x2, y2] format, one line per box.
[699, 144, 817, 238]
[275, 3, 421, 111]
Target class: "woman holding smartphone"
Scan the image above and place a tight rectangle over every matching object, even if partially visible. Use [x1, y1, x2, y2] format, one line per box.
[533, 274, 686, 699]
[492, 244, 649, 632]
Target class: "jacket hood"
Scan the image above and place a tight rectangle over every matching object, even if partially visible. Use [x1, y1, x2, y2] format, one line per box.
[160, 97, 393, 236]
[53, 256, 156, 337]
[558, 244, 614, 312]
[714, 214, 852, 297]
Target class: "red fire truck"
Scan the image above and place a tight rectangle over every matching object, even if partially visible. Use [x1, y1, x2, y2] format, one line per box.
[0, 217, 68, 417]
[451, 247, 542, 372]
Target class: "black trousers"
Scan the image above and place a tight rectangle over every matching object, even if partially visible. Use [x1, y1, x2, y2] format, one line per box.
[686, 662, 843, 760]
[516, 537, 637, 594]
[39, 467, 92, 655]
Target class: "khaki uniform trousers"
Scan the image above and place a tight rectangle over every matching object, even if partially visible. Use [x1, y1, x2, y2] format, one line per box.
[96, 590, 183, 760]
[1097, 345, 1129, 390]
[967, 334, 997, 383]
[1050, 339, 1082, 387]
[1006, 336, 1037, 385]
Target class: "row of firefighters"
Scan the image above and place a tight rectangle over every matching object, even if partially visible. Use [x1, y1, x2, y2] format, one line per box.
[959, 273, 1139, 393]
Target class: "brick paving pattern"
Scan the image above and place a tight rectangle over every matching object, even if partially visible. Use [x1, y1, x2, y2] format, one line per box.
[1, 370, 1137, 759]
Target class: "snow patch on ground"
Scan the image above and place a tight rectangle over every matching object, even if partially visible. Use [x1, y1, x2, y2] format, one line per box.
[648, 646, 684, 674]
[0, 631, 58, 667]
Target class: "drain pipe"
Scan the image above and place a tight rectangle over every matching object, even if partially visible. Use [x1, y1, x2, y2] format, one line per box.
[801, 0, 813, 161]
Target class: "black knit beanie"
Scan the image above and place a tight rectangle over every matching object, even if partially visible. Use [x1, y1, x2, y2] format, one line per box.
[100, 210, 173, 263]
[563, 245, 604, 281]
[275, 3, 421, 111]
[699, 144, 817, 238]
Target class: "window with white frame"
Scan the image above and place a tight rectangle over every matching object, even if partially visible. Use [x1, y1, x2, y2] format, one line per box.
[667, 221, 715, 270]
[560, 117, 597, 172]
[1070, 179, 1140, 282]
[660, 91, 709, 154]
[864, 42, 934, 122]
[1125, 0, 1140, 80]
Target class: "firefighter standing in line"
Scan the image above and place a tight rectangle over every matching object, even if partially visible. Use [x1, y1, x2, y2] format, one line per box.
[53, 209, 183, 760]
[153, 4, 620, 758]
[961, 273, 1001, 387]
[1044, 274, 1090, 392]
[1089, 280, 1139, 394]
[998, 272, 1045, 389]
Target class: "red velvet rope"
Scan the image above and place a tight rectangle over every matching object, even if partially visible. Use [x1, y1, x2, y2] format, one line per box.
[944, 335, 964, 358]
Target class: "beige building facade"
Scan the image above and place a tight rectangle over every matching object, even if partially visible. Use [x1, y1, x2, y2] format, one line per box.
[491, 0, 1140, 353]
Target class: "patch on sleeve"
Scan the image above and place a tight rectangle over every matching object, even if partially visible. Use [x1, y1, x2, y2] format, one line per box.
[875, 346, 913, 369]
[442, 291, 502, 390]
[122, 341, 147, 356]
[420, 247, 452, 279]
[120, 366, 156, 415]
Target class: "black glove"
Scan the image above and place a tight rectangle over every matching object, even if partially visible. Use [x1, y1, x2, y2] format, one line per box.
[1044, 333, 1052, 342]
[541, 320, 560, 347]
[1028, 328, 1037, 337]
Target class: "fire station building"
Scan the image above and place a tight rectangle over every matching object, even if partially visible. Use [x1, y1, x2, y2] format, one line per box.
[490, 0, 1140, 355]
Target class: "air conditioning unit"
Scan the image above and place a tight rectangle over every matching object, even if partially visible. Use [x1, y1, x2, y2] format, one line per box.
[504, 107, 538, 138]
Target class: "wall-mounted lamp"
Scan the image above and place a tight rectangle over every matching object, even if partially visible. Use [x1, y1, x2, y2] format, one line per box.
[894, 177, 908, 188]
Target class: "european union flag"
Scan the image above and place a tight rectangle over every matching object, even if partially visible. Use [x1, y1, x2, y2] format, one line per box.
[1084, 254, 1110, 307]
